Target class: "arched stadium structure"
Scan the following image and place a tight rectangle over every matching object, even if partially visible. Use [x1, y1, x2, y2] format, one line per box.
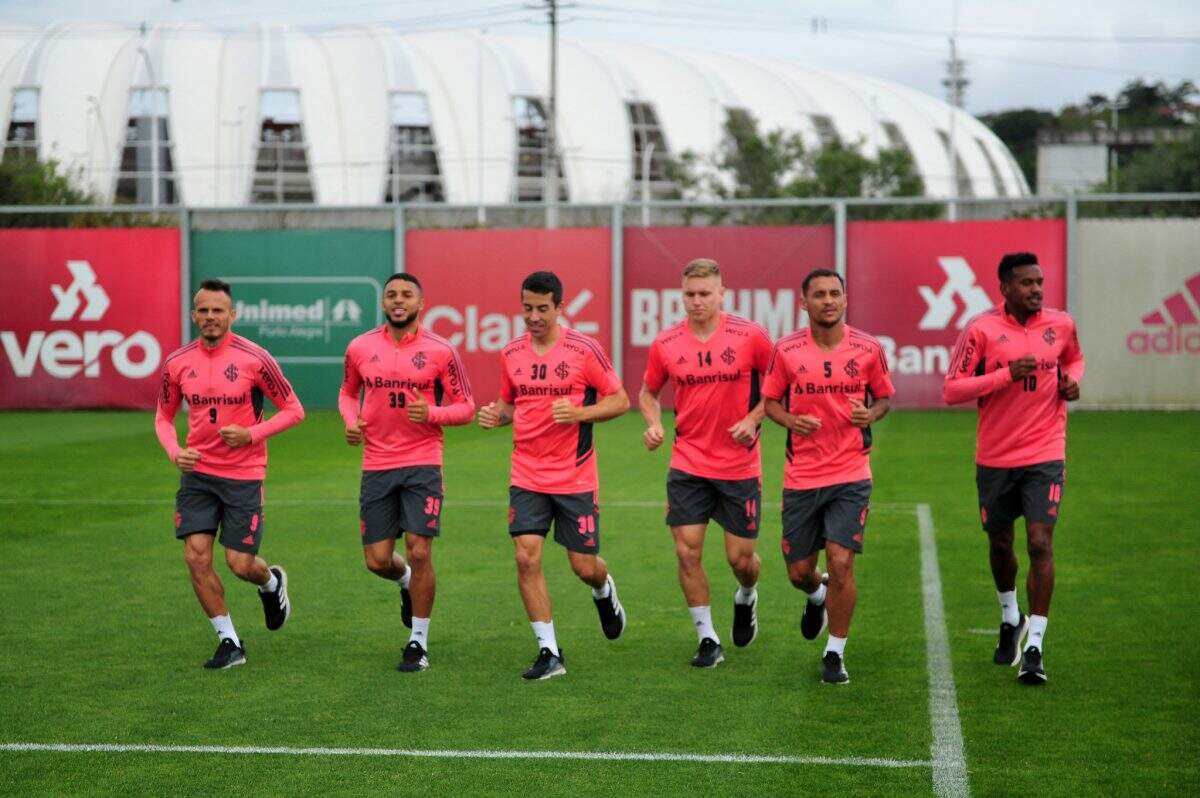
[0, 23, 1030, 207]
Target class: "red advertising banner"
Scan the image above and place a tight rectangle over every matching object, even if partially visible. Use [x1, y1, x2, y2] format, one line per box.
[623, 225, 835, 399]
[407, 227, 614, 403]
[846, 219, 1066, 407]
[0, 228, 181, 409]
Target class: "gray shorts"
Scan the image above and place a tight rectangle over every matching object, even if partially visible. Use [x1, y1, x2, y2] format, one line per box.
[359, 466, 444, 544]
[975, 460, 1065, 534]
[665, 468, 762, 539]
[508, 486, 600, 555]
[780, 480, 872, 563]
[175, 471, 265, 554]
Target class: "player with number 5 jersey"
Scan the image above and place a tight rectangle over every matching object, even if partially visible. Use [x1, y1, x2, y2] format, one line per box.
[340, 272, 475, 673]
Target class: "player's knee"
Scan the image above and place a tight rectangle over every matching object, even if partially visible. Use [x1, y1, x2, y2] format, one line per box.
[225, 553, 256, 580]
[826, 548, 854, 580]
[674, 541, 702, 570]
[788, 561, 816, 588]
[987, 529, 1015, 554]
[406, 545, 432, 572]
[726, 549, 754, 575]
[183, 545, 211, 571]
[569, 556, 596, 582]
[1027, 534, 1054, 562]
[364, 554, 392, 576]
[514, 548, 542, 575]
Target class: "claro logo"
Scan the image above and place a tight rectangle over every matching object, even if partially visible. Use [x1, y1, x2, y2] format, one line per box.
[425, 290, 601, 352]
[1, 260, 162, 379]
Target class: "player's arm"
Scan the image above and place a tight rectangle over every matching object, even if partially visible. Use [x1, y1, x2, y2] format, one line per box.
[1057, 322, 1085, 401]
[942, 324, 1019, 405]
[639, 338, 669, 450]
[762, 345, 821, 435]
[154, 363, 200, 472]
[849, 396, 891, 428]
[225, 355, 305, 447]
[338, 349, 367, 445]
[553, 386, 630, 424]
[729, 326, 772, 443]
[477, 397, 514, 428]
[851, 343, 896, 427]
[421, 349, 476, 426]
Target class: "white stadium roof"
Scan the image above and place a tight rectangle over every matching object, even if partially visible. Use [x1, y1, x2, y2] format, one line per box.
[0, 23, 1030, 206]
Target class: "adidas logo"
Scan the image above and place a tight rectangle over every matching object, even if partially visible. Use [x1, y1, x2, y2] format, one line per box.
[369, 354, 381, 363]
[1127, 271, 1200, 355]
[514, 367, 524, 376]
[187, 369, 197, 378]
[676, 355, 687, 365]
[796, 364, 808, 374]
[997, 334, 1009, 343]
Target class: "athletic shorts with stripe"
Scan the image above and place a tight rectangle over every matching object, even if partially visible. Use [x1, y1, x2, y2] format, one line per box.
[665, 468, 761, 539]
[359, 466, 444, 544]
[780, 479, 872, 563]
[174, 471, 265, 554]
[508, 487, 600, 554]
[975, 459, 1065, 534]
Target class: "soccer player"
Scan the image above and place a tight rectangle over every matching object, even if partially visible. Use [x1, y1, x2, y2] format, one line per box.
[340, 272, 475, 673]
[639, 259, 773, 668]
[478, 271, 630, 680]
[762, 268, 894, 684]
[943, 252, 1084, 685]
[155, 279, 305, 669]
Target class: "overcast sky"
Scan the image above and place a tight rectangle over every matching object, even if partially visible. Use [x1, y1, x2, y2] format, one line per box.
[1, 0, 1196, 115]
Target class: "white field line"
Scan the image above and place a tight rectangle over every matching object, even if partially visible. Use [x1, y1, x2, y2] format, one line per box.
[0, 498, 918, 511]
[916, 503, 971, 798]
[0, 742, 931, 769]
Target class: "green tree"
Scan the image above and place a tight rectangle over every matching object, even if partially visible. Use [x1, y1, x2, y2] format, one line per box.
[0, 156, 168, 227]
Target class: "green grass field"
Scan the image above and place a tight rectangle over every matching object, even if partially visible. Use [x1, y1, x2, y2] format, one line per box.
[0, 410, 1196, 796]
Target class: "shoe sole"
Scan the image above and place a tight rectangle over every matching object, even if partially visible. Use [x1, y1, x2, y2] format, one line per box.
[822, 675, 849, 685]
[994, 617, 1028, 667]
[801, 605, 827, 641]
[400, 586, 412, 629]
[205, 655, 246, 670]
[525, 665, 566, 681]
[397, 660, 429, 673]
[732, 601, 757, 648]
[690, 653, 725, 668]
[265, 566, 290, 631]
[1017, 669, 1047, 685]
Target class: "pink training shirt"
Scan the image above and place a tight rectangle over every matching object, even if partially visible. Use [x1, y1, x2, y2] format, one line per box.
[762, 325, 895, 490]
[642, 313, 773, 481]
[943, 304, 1085, 468]
[155, 333, 305, 481]
[339, 324, 475, 470]
[500, 328, 623, 494]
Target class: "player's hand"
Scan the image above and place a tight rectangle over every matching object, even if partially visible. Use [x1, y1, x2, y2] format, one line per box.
[789, 414, 822, 436]
[345, 418, 367, 446]
[173, 448, 201, 473]
[219, 425, 252, 448]
[643, 423, 665, 451]
[1008, 355, 1037, 381]
[478, 402, 502, 429]
[727, 415, 758, 445]
[551, 398, 582, 424]
[848, 397, 872, 428]
[1057, 374, 1080, 401]
[405, 390, 430, 423]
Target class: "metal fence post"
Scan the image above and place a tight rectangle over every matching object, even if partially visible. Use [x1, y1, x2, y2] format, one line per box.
[394, 204, 406, 273]
[179, 206, 191, 344]
[834, 200, 847, 279]
[1065, 193, 1078, 316]
[610, 203, 624, 379]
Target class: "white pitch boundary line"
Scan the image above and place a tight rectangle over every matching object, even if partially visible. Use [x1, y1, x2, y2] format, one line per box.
[0, 742, 931, 769]
[916, 503, 971, 798]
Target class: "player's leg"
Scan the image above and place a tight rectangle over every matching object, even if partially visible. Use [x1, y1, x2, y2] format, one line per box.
[782, 488, 828, 640]
[218, 478, 290, 636]
[554, 491, 625, 641]
[977, 464, 1028, 667]
[394, 467, 442, 671]
[361, 471, 413, 630]
[1016, 461, 1064, 685]
[509, 488, 564, 679]
[713, 477, 763, 648]
[818, 481, 871, 685]
[666, 469, 721, 664]
[183, 532, 227, 619]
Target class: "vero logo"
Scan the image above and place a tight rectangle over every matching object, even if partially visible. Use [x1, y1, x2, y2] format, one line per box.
[917, 257, 992, 330]
[1127, 272, 1200, 355]
[50, 261, 110, 321]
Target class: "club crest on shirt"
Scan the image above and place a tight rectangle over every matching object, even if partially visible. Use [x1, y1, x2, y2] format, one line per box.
[843, 359, 859, 378]
[721, 346, 736, 366]
[555, 361, 570, 380]
[1043, 328, 1056, 345]
[412, 351, 427, 369]
[224, 364, 238, 383]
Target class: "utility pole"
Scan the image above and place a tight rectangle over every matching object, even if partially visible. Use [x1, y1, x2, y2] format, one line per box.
[544, 0, 559, 229]
[942, 34, 968, 220]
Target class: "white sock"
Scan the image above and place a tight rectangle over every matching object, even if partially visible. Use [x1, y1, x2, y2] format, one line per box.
[591, 575, 612, 600]
[210, 614, 240, 647]
[734, 583, 757, 605]
[997, 590, 1020, 626]
[689, 605, 719, 644]
[409, 617, 430, 648]
[807, 582, 827, 605]
[258, 570, 278, 594]
[398, 565, 411, 590]
[824, 634, 847, 657]
[1027, 614, 1048, 651]
[531, 621, 559, 656]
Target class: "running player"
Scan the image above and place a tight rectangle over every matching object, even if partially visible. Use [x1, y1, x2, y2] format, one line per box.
[943, 252, 1084, 685]
[340, 272, 475, 673]
[639, 259, 772, 668]
[478, 271, 630, 680]
[762, 268, 894, 684]
[155, 279, 305, 669]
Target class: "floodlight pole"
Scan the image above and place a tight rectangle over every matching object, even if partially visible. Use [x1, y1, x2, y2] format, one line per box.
[545, 0, 559, 229]
[136, 45, 159, 210]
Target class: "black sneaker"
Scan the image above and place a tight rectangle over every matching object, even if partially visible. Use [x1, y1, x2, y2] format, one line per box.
[732, 591, 758, 647]
[801, 574, 829, 640]
[399, 580, 413, 629]
[821, 650, 849, 684]
[397, 640, 429, 673]
[1018, 646, 1047, 685]
[203, 637, 246, 670]
[994, 614, 1028, 666]
[690, 637, 724, 668]
[522, 647, 566, 680]
[593, 576, 626, 640]
[259, 566, 290, 631]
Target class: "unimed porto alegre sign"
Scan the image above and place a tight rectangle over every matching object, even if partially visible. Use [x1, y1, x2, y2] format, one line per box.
[0, 228, 180, 409]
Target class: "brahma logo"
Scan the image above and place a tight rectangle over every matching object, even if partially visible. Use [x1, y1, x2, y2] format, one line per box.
[1127, 272, 1200, 355]
[1, 260, 161, 379]
[917, 257, 992, 330]
[425, 290, 601, 353]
